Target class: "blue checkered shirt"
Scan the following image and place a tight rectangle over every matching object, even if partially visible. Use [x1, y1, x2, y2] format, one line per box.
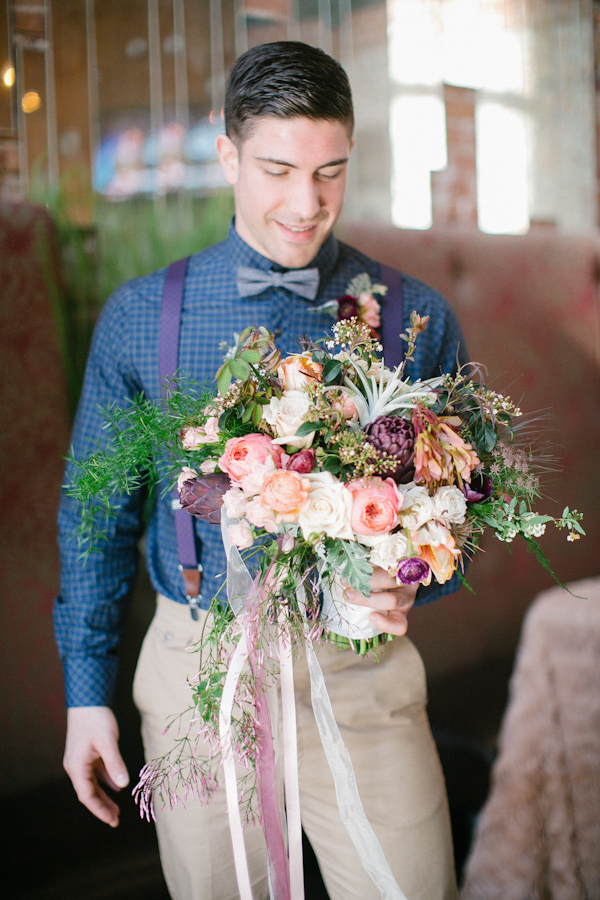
[55, 221, 468, 707]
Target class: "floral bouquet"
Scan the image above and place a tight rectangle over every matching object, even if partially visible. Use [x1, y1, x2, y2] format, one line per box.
[67, 299, 583, 900]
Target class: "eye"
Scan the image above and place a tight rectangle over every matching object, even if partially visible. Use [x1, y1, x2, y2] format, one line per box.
[265, 168, 288, 178]
[317, 168, 343, 181]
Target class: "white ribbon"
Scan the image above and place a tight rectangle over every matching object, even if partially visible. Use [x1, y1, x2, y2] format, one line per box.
[304, 638, 408, 900]
[219, 507, 408, 900]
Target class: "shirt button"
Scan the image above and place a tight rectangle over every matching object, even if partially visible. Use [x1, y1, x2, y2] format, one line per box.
[163, 631, 173, 642]
[273, 327, 282, 337]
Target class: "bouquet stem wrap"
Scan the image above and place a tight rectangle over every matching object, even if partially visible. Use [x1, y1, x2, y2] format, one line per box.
[220, 509, 408, 900]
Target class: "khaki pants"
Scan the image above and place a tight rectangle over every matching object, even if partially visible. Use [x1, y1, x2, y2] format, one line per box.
[133, 595, 457, 900]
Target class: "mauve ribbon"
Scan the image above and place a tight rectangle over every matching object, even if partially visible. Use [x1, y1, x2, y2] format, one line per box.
[219, 630, 254, 900]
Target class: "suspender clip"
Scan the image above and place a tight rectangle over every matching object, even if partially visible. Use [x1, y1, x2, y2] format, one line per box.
[178, 563, 203, 620]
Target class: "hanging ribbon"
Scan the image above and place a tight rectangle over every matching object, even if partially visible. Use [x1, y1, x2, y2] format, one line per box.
[219, 507, 408, 900]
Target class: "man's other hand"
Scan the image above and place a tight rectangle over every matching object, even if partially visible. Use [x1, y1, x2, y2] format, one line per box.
[343, 566, 418, 636]
[63, 706, 130, 827]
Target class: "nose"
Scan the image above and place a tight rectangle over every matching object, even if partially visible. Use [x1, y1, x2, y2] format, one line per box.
[287, 175, 322, 221]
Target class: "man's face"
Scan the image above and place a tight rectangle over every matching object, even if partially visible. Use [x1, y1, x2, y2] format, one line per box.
[216, 116, 353, 269]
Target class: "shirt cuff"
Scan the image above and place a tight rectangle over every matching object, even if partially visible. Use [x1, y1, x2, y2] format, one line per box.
[414, 571, 462, 607]
[62, 655, 119, 708]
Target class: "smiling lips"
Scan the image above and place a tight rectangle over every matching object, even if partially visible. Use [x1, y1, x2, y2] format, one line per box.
[275, 220, 323, 242]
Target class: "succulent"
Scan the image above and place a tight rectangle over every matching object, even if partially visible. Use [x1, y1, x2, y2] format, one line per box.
[179, 473, 231, 523]
[365, 415, 415, 483]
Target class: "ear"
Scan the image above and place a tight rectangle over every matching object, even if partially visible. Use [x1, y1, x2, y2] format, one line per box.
[216, 134, 239, 186]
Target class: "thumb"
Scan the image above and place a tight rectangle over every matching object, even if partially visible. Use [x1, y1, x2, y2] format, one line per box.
[98, 739, 130, 790]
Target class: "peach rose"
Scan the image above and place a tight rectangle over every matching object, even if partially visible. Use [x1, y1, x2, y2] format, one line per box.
[278, 354, 323, 391]
[347, 477, 402, 536]
[261, 470, 311, 523]
[218, 433, 284, 483]
[412, 521, 460, 583]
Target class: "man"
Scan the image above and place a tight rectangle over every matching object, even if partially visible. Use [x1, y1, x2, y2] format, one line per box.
[56, 41, 467, 900]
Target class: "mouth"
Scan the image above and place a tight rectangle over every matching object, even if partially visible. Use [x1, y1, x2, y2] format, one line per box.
[275, 221, 322, 242]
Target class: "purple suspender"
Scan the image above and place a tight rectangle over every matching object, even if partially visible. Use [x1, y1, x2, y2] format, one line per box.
[160, 258, 403, 619]
[160, 257, 203, 619]
[379, 263, 404, 369]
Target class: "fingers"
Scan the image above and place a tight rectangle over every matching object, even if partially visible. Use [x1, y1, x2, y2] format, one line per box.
[369, 608, 410, 636]
[342, 566, 418, 636]
[64, 707, 129, 828]
[72, 762, 122, 827]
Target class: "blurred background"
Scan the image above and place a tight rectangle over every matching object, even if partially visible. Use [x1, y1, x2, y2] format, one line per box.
[1, 1, 599, 898]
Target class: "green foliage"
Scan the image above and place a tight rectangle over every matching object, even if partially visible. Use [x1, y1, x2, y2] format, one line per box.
[323, 538, 373, 595]
[66, 381, 215, 555]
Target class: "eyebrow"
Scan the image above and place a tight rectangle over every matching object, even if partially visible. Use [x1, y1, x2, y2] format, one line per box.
[255, 156, 349, 169]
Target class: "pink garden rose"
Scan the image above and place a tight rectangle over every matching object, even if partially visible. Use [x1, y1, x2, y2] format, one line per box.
[227, 520, 254, 550]
[347, 477, 402, 536]
[181, 416, 220, 448]
[244, 496, 278, 533]
[358, 291, 381, 329]
[261, 470, 311, 523]
[219, 433, 284, 483]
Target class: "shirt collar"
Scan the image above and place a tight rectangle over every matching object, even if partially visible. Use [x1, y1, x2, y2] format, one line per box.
[224, 219, 340, 288]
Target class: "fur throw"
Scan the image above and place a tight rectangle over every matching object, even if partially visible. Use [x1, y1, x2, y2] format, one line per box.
[461, 577, 600, 900]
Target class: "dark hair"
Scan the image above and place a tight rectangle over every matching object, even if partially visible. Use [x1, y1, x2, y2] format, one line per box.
[224, 41, 354, 144]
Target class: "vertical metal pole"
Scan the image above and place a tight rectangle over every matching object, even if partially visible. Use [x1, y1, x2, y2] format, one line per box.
[148, 0, 164, 136]
[287, 0, 300, 42]
[85, 0, 100, 186]
[173, 0, 189, 130]
[16, 41, 28, 196]
[44, 0, 59, 185]
[210, 0, 225, 117]
[338, 0, 353, 70]
[234, 0, 248, 58]
[318, 0, 333, 55]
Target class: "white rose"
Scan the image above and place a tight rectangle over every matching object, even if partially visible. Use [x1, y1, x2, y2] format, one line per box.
[262, 390, 314, 449]
[432, 485, 467, 525]
[297, 472, 354, 541]
[368, 532, 410, 576]
[398, 483, 435, 529]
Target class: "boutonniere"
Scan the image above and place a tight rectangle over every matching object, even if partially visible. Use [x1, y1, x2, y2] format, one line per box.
[316, 273, 387, 339]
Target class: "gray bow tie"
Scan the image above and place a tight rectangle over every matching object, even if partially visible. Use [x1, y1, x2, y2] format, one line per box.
[236, 265, 320, 301]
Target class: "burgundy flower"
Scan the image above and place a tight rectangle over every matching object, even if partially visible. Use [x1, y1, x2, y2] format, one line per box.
[286, 448, 316, 474]
[462, 472, 493, 504]
[337, 295, 359, 320]
[179, 473, 231, 524]
[397, 557, 430, 586]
